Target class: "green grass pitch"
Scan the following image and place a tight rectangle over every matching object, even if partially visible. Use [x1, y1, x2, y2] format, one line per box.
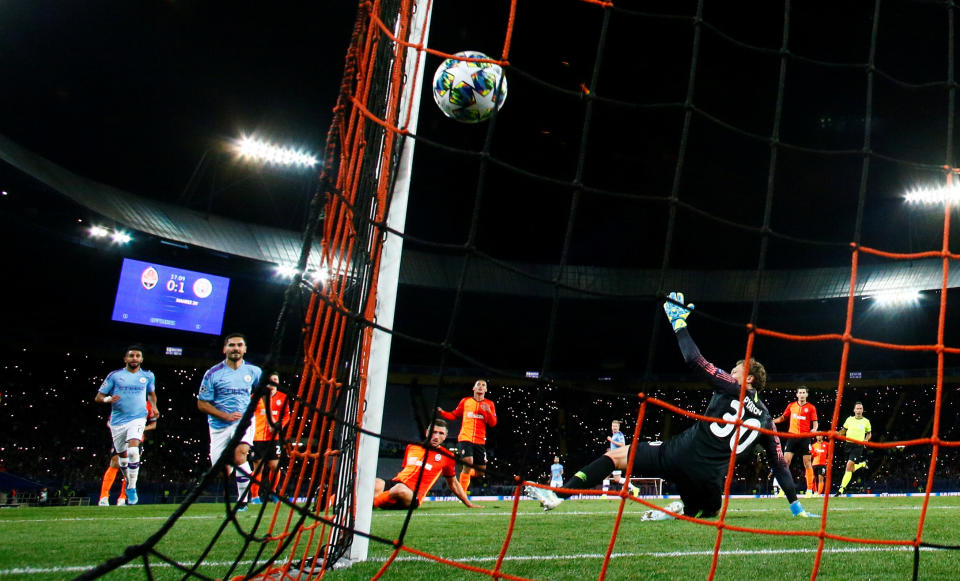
[2, 496, 960, 580]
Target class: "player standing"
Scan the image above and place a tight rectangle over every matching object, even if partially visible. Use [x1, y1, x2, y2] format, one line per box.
[373, 420, 478, 509]
[249, 371, 290, 503]
[549, 456, 564, 489]
[835, 402, 871, 496]
[95, 345, 158, 506]
[810, 434, 828, 495]
[437, 379, 497, 494]
[526, 292, 814, 519]
[197, 333, 262, 510]
[773, 386, 818, 496]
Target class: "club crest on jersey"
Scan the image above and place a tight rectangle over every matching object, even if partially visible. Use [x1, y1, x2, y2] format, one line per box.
[435, 453, 442, 462]
[139, 377, 147, 384]
[244, 374, 253, 383]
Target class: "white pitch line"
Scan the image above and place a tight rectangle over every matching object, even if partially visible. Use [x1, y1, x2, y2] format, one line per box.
[0, 515, 221, 524]
[1, 546, 945, 576]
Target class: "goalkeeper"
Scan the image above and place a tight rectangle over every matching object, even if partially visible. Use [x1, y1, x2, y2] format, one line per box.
[527, 292, 815, 519]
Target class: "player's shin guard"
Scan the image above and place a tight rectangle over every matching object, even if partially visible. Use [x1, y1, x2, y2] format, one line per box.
[235, 462, 252, 502]
[118, 456, 130, 483]
[126, 447, 141, 489]
[562, 456, 616, 498]
[100, 466, 118, 499]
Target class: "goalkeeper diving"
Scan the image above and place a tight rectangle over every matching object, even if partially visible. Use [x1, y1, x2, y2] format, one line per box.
[526, 292, 815, 520]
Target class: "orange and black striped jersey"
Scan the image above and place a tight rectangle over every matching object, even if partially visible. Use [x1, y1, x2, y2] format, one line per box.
[439, 397, 497, 444]
[781, 401, 817, 434]
[394, 444, 457, 502]
[811, 441, 828, 466]
[253, 391, 289, 442]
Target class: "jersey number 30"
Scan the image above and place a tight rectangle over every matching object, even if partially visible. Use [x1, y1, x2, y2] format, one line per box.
[709, 400, 761, 453]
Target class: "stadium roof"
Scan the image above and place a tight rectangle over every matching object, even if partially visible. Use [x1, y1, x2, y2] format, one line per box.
[2, 132, 957, 304]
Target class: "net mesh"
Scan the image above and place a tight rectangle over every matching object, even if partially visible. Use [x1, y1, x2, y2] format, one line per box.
[77, 0, 960, 579]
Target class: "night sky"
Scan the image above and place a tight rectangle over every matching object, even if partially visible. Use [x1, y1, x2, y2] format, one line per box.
[2, 1, 959, 380]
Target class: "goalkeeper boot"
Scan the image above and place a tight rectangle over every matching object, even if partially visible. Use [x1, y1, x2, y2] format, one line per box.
[524, 485, 563, 511]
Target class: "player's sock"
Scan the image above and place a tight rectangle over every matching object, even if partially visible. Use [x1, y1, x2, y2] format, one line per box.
[119, 480, 128, 500]
[236, 462, 252, 502]
[100, 466, 118, 500]
[817, 480, 824, 495]
[805, 467, 814, 492]
[839, 470, 853, 492]
[562, 456, 615, 498]
[373, 491, 400, 509]
[118, 455, 129, 482]
[602, 479, 610, 493]
[459, 470, 472, 493]
[250, 480, 261, 501]
[125, 447, 140, 490]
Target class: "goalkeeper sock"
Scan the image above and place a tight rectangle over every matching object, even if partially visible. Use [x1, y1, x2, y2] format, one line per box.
[100, 467, 118, 499]
[562, 456, 615, 498]
[839, 470, 853, 492]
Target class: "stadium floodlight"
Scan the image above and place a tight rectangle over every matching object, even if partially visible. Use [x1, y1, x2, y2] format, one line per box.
[88, 225, 110, 238]
[904, 184, 960, 205]
[274, 264, 300, 278]
[110, 230, 132, 244]
[872, 289, 921, 308]
[234, 135, 318, 168]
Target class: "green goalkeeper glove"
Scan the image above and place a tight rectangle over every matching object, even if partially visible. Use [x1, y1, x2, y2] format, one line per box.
[663, 292, 694, 331]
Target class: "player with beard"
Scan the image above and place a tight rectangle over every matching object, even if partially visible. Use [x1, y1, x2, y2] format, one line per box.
[437, 379, 497, 494]
[373, 420, 478, 509]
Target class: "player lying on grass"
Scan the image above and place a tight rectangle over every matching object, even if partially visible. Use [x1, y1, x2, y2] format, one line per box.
[374, 419, 479, 510]
[526, 292, 815, 519]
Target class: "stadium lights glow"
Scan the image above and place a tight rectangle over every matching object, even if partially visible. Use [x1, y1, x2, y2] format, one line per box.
[871, 289, 921, 308]
[904, 184, 960, 205]
[274, 264, 300, 278]
[235, 135, 318, 168]
[110, 231, 132, 244]
[88, 225, 110, 238]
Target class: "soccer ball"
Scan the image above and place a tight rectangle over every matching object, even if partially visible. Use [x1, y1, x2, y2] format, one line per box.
[432, 51, 508, 123]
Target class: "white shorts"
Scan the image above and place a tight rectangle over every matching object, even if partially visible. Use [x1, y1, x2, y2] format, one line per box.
[209, 421, 255, 466]
[612, 470, 623, 477]
[550, 478, 563, 488]
[111, 418, 147, 454]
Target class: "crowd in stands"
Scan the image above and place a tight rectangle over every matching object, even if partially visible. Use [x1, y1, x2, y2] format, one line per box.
[2, 347, 960, 502]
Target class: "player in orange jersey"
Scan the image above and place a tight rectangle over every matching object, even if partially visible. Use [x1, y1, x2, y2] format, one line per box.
[437, 379, 497, 494]
[373, 420, 478, 509]
[810, 434, 829, 495]
[249, 372, 290, 503]
[773, 386, 818, 496]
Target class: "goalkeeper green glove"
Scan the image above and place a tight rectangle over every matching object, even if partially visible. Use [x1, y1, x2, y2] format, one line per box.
[663, 292, 694, 331]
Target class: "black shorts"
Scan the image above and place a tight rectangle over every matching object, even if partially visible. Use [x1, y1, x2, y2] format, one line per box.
[383, 479, 419, 509]
[458, 442, 487, 465]
[846, 444, 867, 463]
[252, 440, 281, 462]
[784, 437, 811, 456]
[813, 465, 826, 477]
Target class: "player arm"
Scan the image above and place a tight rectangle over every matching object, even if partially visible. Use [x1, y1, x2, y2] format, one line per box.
[675, 328, 741, 396]
[95, 391, 117, 404]
[437, 399, 465, 420]
[810, 419, 818, 433]
[446, 475, 479, 508]
[198, 399, 239, 422]
[864, 429, 871, 442]
[148, 390, 159, 419]
[480, 400, 497, 427]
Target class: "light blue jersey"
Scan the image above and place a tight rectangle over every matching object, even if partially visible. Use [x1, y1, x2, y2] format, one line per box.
[610, 431, 625, 450]
[198, 361, 262, 429]
[99, 368, 155, 426]
[550, 462, 564, 480]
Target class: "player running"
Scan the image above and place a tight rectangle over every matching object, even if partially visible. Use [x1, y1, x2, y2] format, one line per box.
[95, 345, 158, 506]
[437, 379, 497, 494]
[549, 456, 564, 489]
[373, 420, 478, 509]
[773, 386, 818, 496]
[526, 292, 815, 519]
[249, 372, 290, 503]
[99, 399, 157, 506]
